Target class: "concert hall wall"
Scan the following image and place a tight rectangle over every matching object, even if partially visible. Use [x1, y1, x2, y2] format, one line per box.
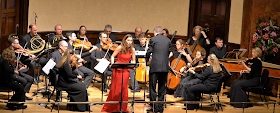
[28, 0, 244, 45]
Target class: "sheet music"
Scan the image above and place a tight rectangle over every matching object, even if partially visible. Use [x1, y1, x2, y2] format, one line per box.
[42, 59, 56, 75]
[94, 58, 110, 73]
[135, 50, 146, 56]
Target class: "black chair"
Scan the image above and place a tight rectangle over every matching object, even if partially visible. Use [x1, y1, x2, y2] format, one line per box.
[244, 69, 270, 108]
[47, 69, 69, 112]
[201, 76, 225, 111]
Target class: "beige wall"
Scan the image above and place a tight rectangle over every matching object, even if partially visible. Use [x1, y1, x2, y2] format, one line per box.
[228, 0, 243, 44]
[28, 0, 190, 36]
[29, 0, 244, 44]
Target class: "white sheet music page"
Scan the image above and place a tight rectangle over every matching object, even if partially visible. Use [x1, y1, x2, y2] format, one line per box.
[42, 59, 56, 75]
[135, 50, 146, 56]
[94, 58, 110, 73]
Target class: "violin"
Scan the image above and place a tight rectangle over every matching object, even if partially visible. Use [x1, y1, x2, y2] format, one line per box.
[73, 39, 97, 51]
[71, 54, 87, 67]
[185, 63, 210, 73]
[15, 45, 34, 56]
[102, 41, 119, 51]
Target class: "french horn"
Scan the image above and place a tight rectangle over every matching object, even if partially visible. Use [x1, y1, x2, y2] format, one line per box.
[52, 35, 64, 44]
[27, 35, 45, 54]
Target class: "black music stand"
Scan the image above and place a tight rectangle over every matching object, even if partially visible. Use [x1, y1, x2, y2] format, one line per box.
[111, 63, 136, 113]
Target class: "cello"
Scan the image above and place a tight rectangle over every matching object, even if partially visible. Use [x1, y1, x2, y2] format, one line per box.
[135, 36, 150, 83]
[166, 47, 187, 90]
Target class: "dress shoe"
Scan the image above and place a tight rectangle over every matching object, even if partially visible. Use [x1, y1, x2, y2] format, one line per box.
[16, 105, 27, 109]
[6, 103, 16, 110]
[131, 89, 140, 92]
[25, 96, 33, 100]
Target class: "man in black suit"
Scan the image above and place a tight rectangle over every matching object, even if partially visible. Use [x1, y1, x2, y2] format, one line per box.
[146, 26, 171, 113]
[209, 37, 227, 59]
[96, 24, 117, 44]
[48, 24, 67, 45]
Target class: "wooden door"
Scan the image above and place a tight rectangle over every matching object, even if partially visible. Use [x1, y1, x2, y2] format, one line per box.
[188, 0, 231, 54]
[0, 0, 28, 52]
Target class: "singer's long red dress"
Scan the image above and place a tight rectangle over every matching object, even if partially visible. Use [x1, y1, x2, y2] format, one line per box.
[101, 50, 131, 113]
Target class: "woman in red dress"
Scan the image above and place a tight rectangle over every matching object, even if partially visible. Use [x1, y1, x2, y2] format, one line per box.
[102, 34, 136, 113]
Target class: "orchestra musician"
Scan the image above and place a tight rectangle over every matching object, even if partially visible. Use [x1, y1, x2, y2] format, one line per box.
[146, 26, 171, 113]
[65, 32, 96, 89]
[132, 27, 142, 39]
[162, 28, 169, 37]
[47, 24, 67, 45]
[174, 49, 205, 98]
[19, 24, 46, 84]
[209, 37, 227, 59]
[96, 24, 117, 44]
[129, 33, 147, 92]
[228, 47, 263, 108]
[76, 26, 94, 69]
[184, 54, 222, 110]
[102, 34, 136, 113]
[56, 49, 90, 112]
[90, 32, 113, 92]
[186, 25, 210, 50]
[0, 47, 27, 110]
[77, 25, 89, 42]
[7, 35, 34, 100]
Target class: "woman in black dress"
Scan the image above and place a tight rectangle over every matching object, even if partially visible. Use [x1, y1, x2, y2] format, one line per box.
[186, 26, 210, 50]
[174, 49, 205, 98]
[184, 54, 222, 110]
[0, 48, 27, 110]
[57, 49, 89, 112]
[228, 47, 263, 108]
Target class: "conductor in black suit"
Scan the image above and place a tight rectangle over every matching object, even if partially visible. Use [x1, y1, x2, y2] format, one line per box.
[146, 26, 171, 112]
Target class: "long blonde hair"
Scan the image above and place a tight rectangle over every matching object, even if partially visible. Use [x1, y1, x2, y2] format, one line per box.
[120, 34, 134, 54]
[209, 54, 222, 73]
[57, 49, 75, 68]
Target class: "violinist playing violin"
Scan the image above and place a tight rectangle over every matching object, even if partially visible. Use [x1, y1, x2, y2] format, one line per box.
[65, 32, 96, 89]
[0, 44, 28, 110]
[174, 49, 205, 98]
[90, 32, 113, 92]
[228, 47, 263, 108]
[4, 35, 34, 100]
[183, 54, 222, 110]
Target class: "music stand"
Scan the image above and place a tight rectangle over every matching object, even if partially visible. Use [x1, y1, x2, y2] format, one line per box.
[111, 63, 136, 113]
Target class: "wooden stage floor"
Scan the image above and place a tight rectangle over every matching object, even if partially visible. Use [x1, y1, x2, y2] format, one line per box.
[0, 77, 279, 113]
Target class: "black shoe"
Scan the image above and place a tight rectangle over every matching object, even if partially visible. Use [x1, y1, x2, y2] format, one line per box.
[16, 105, 27, 109]
[103, 86, 108, 92]
[131, 89, 141, 92]
[6, 103, 16, 110]
[25, 96, 33, 100]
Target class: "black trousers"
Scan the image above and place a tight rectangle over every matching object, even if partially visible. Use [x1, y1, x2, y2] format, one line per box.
[12, 72, 33, 93]
[0, 81, 25, 102]
[149, 72, 168, 112]
[73, 66, 95, 88]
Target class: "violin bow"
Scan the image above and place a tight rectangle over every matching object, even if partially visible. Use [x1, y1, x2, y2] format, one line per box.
[16, 43, 28, 70]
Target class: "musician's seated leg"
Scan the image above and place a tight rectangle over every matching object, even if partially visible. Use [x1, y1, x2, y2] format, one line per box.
[11, 73, 33, 100]
[129, 69, 140, 92]
[77, 66, 95, 89]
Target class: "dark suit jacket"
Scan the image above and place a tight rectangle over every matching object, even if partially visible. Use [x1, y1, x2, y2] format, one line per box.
[146, 34, 171, 73]
[96, 33, 117, 44]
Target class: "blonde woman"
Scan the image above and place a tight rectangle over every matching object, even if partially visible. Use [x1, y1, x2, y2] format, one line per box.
[184, 54, 222, 110]
[228, 47, 263, 108]
[57, 49, 89, 112]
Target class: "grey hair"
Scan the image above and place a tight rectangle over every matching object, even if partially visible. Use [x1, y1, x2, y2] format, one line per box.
[153, 26, 162, 33]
